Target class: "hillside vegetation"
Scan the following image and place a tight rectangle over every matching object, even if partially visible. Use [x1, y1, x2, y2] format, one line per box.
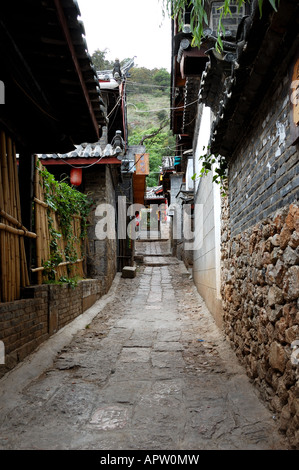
[92, 50, 175, 187]
[126, 68, 175, 187]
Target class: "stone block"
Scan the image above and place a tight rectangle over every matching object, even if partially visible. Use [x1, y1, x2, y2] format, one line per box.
[122, 266, 136, 279]
[134, 254, 144, 264]
[283, 265, 299, 301]
[269, 341, 287, 373]
[268, 285, 284, 307]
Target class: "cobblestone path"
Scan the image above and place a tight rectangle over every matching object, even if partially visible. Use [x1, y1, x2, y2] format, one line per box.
[0, 241, 289, 450]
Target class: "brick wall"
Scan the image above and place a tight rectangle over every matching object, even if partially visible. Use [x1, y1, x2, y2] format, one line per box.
[0, 285, 48, 374]
[228, 74, 298, 238]
[0, 279, 103, 378]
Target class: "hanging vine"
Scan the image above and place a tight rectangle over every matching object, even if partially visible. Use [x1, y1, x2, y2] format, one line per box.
[192, 146, 228, 196]
[162, 0, 279, 193]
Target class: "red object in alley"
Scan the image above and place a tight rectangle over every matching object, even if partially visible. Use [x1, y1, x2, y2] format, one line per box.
[70, 168, 82, 186]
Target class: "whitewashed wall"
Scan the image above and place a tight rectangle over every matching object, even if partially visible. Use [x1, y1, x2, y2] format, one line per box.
[192, 105, 223, 327]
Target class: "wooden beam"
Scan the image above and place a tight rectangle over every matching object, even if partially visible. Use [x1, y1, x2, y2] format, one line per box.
[41, 157, 121, 166]
[54, 0, 100, 140]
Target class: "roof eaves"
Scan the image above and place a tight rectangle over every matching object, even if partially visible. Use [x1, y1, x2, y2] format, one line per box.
[54, 0, 106, 138]
[199, 0, 299, 158]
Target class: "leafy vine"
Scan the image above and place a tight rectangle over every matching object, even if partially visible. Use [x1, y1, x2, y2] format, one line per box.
[192, 146, 228, 196]
[38, 165, 92, 285]
[162, 0, 280, 51]
[163, 0, 279, 194]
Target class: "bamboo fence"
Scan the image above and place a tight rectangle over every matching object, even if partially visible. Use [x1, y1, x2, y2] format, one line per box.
[33, 158, 84, 284]
[0, 130, 32, 302]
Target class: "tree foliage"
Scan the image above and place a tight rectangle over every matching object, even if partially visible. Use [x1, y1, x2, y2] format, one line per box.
[91, 49, 115, 70]
[124, 62, 173, 187]
[91, 49, 132, 71]
[192, 146, 228, 196]
[127, 67, 170, 95]
[91, 49, 173, 189]
[153, 68, 171, 90]
[129, 127, 175, 187]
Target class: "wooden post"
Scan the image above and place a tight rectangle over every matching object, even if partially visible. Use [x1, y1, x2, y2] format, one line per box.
[0, 131, 11, 301]
[7, 137, 17, 299]
[18, 149, 35, 284]
[34, 157, 43, 284]
[0, 132, 5, 301]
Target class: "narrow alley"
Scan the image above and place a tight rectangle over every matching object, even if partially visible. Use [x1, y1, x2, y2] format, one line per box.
[0, 239, 289, 451]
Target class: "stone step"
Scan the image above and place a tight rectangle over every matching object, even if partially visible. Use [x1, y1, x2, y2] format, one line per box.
[121, 266, 137, 278]
[143, 256, 179, 267]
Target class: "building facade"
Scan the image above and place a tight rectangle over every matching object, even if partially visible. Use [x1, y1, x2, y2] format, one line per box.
[171, 0, 299, 448]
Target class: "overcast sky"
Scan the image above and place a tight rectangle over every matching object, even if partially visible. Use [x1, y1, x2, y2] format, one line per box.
[77, 0, 172, 71]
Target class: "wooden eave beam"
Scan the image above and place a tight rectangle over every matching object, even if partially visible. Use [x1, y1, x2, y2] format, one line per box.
[41, 157, 121, 165]
[53, 0, 100, 141]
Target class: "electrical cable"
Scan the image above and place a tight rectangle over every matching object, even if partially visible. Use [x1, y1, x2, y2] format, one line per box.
[55, 155, 106, 169]
[107, 96, 122, 118]
[127, 98, 199, 114]
[126, 81, 172, 89]
[123, 152, 146, 174]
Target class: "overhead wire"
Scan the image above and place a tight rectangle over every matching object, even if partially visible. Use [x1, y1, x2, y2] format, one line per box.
[107, 95, 122, 118]
[126, 98, 199, 114]
[124, 151, 146, 175]
[53, 140, 181, 172]
[126, 81, 172, 89]
[53, 155, 106, 170]
[47, 72, 190, 171]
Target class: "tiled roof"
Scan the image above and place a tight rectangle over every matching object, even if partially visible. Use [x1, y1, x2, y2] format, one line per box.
[39, 142, 121, 160]
[145, 186, 164, 199]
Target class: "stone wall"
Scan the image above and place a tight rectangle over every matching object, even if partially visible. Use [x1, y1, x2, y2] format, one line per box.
[0, 279, 103, 378]
[105, 166, 118, 287]
[222, 202, 299, 447]
[221, 66, 299, 447]
[84, 165, 118, 291]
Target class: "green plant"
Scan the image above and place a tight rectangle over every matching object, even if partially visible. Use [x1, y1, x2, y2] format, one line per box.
[44, 276, 81, 289]
[91, 49, 115, 70]
[192, 146, 228, 196]
[38, 164, 92, 283]
[58, 276, 79, 289]
[163, 1, 279, 193]
[128, 126, 176, 187]
[163, 0, 280, 51]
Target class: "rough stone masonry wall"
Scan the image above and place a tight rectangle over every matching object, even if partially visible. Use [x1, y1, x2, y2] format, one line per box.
[85, 165, 117, 292]
[221, 70, 299, 448]
[222, 202, 299, 446]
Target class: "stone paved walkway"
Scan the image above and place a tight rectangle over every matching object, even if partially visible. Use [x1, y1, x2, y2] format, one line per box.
[0, 241, 289, 450]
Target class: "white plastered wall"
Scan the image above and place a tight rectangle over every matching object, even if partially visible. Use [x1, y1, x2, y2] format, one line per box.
[192, 105, 223, 327]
